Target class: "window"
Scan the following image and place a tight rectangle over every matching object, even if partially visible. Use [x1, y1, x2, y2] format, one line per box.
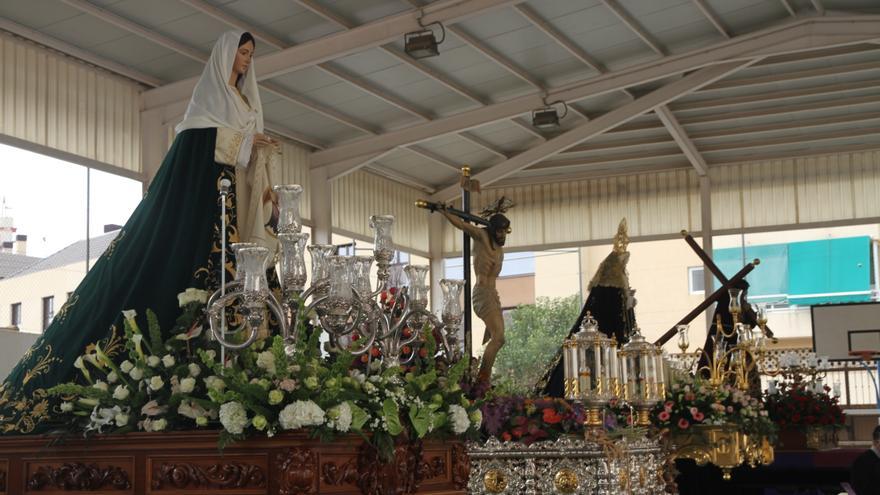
[42, 296, 54, 330]
[688, 266, 705, 294]
[10, 303, 21, 326]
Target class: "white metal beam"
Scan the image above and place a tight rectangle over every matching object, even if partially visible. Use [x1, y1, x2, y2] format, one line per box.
[655, 105, 708, 176]
[692, 0, 730, 38]
[447, 25, 543, 91]
[178, 0, 289, 49]
[811, 0, 826, 16]
[144, 0, 524, 109]
[404, 146, 462, 173]
[510, 118, 547, 141]
[0, 18, 164, 87]
[458, 132, 510, 159]
[60, 0, 206, 63]
[780, 0, 797, 17]
[600, 0, 667, 56]
[430, 60, 751, 201]
[310, 17, 880, 169]
[363, 164, 437, 194]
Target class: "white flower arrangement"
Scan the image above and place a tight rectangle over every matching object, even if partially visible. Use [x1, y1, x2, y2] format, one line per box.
[449, 404, 470, 434]
[205, 376, 226, 392]
[92, 380, 109, 392]
[147, 355, 160, 368]
[129, 367, 144, 381]
[120, 360, 134, 373]
[327, 402, 353, 432]
[60, 401, 74, 412]
[219, 401, 249, 435]
[279, 400, 325, 430]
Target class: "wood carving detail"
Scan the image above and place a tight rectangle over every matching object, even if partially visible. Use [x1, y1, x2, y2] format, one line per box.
[356, 437, 423, 495]
[151, 462, 266, 489]
[27, 462, 131, 491]
[450, 443, 470, 489]
[0, 468, 6, 491]
[321, 457, 358, 486]
[417, 455, 447, 482]
[277, 447, 316, 495]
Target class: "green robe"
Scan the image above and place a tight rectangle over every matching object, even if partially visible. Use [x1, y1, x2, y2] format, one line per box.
[0, 128, 239, 434]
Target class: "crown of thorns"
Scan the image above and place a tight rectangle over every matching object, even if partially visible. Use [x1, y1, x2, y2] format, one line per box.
[479, 196, 515, 219]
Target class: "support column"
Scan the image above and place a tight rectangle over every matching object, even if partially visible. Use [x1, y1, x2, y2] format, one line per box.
[428, 213, 445, 313]
[700, 175, 714, 332]
[309, 167, 333, 245]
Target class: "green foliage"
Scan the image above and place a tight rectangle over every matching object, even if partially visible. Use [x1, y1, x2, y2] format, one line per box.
[492, 295, 581, 394]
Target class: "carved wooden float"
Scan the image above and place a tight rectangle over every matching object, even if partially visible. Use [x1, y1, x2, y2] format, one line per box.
[0, 430, 467, 494]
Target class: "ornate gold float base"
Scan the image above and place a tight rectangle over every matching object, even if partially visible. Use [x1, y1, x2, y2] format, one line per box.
[670, 424, 773, 480]
[0, 431, 467, 494]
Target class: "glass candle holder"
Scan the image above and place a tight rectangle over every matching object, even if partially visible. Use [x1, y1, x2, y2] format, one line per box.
[278, 232, 309, 293]
[273, 184, 303, 234]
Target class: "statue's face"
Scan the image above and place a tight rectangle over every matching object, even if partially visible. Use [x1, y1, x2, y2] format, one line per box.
[233, 40, 254, 78]
[492, 228, 507, 247]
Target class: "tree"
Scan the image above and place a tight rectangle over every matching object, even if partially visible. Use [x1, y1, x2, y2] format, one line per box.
[492, 294, 581, 395]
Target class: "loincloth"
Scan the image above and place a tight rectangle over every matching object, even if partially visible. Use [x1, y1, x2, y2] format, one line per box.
[472, 285, 501, 319]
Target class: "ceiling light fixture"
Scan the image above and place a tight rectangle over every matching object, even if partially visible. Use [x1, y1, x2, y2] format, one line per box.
[405, 17, 445, 59]
[532, 99, 569, 130]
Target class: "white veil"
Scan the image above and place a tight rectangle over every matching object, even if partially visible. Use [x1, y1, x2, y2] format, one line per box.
[176, 30, 263, 134]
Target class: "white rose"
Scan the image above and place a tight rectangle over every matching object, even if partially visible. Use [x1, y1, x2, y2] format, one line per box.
[92, 380, 109, 392]
[149, 375, 165, 391]
[120, 360, 134, 373]
[147, 355, 160, 367]
[60, 401, 74, 412]
[179, 377, 196, 394]
[106, 371, 119, 384]
[162, 354, 175, 368]
[115, 413, 129, 426]
[112, 385, 130, 400]
[219, 401, 248, 435]
[205, 350, 216, 362]
[152, 418, 167, 431]
[448, 404, 470, 434]
[129, 367, 144, 380]
[178, 288, 210, 307]
[188, 363, 201, 377]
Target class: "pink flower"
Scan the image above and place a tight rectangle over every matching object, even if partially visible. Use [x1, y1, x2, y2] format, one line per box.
[693, 411, 705, 422]
[678, 418, 690, 429]
[658, 410, 671, 421]
[664, 401, 674, 412]
[689, 406, 698, 416]
[726, 405, 734, 413]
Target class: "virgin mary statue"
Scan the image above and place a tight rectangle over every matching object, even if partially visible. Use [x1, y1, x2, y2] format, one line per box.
[0, 30, 281, 434]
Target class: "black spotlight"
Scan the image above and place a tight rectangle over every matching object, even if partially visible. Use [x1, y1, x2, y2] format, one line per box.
[405, 21, 445, 59]
[532, 100, 569, 130]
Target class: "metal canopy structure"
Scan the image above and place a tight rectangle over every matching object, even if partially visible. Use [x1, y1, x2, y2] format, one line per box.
[2, 0, 880, 197]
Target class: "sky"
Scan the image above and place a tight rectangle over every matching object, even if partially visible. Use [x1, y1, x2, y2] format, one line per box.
[0, 143, 142, 258]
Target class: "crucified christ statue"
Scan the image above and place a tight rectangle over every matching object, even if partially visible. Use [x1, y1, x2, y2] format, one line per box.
[419, 198, 512, 383]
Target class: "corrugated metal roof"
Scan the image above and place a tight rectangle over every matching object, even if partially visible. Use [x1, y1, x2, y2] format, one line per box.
[1, 0, 879, 193]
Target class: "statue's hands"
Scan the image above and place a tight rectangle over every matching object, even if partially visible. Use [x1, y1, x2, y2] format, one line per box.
[254, 133, 280, 151]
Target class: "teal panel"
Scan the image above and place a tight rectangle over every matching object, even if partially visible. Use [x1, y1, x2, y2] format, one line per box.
[789, 236, 872, 305]
[713, 244, 788, 299]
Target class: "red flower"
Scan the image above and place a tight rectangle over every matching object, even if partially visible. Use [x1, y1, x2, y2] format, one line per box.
[693, 411, 705, 422]
[501, 431, 512, 442]
[542, 408, 563, 424]
[658, 410, 671, 421]
[678, 418, 690, 430]
[370, 347, 381, 358]
[419, 348, 428, 358]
